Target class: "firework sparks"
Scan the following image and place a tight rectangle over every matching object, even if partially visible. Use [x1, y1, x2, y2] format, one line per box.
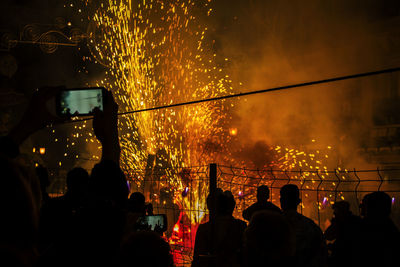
[83, 0, 233, 223]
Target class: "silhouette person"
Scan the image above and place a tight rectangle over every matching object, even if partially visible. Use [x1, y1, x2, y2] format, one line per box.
[120, 231, 174, 267]
[39, 167, 89, 250]
[280, 184, 326, 267]
[0, 86, 67, 267]
[66, 91, 128, 266]
[358, 191, 400, 267]
[64, 167, 90, 209]
[38, 90, 129, 267]
[244, 210, 295, 267]
[242, 185, 281, 221]
[0, 158, 40, 267]
[324, 201, 361, 267]
[193, 190, 247, 267]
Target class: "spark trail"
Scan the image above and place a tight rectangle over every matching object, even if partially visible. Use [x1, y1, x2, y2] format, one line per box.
[84, 0, 233, 222]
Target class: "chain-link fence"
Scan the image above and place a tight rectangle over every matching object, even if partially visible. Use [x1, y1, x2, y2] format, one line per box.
[47, 163, 400, 266]
[216, 165, 400, 228]
[125, 164, 400, 266]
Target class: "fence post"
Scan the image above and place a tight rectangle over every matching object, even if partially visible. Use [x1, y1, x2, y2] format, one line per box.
[316, 171, 323, 227]
[209, 163, 217, 265]
[354, 168, 361, 215]
[209, 163, 217, 221]
[210, 163, 217, 196]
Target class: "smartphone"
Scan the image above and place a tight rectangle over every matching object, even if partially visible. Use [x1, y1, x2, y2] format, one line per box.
[136, 214, 167, 232]
[56, 87, 106, 116]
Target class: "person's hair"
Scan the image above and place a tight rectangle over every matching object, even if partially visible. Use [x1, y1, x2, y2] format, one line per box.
[280, 184, 300, 210]
[206, 188, 223, 212]
[90, 160, 129, 206]
[332, 200, 349, 210]
[244, 211, 295, 266]
[362, 191, 392, 219]
[129, 191, 145, 202]
[127, 192, 146, 213]
[256, 185, 270, 201]
[120, 231, 174, 267]
[216, 190, 236, 215]
[67, 167, 89, 192]
[224, 190, 236, 215]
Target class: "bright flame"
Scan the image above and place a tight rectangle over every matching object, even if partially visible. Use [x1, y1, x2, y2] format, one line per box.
[229, 128, 238, 136]
[173, 223, 180, 233]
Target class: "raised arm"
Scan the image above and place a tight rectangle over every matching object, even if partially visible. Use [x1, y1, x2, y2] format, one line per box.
[92, 90, 120, 165]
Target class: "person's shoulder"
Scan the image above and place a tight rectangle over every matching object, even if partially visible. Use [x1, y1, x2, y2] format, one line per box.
[196, 221, 211, 235]
[300, 214, 323, 233]
[243, 203, 258, 216]
[265, 201, 282, 212]
[244, 202, 258, 210]
[234, 217, 247, 226]
[198, 221, 211, 229]
[300, 213, 317, 224]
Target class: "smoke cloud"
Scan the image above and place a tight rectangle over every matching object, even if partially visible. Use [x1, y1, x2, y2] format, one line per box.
[209, 0, 400, 169]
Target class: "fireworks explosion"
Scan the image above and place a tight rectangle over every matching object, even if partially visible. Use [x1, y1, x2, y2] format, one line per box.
[82, 0, 234, 222]
[68, 0, 339, 224]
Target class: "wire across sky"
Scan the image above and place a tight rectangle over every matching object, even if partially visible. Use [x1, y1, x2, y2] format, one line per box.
[67, 66, 400, 124]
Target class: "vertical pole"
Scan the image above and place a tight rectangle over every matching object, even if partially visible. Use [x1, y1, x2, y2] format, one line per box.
[209, 163, 217, 197]
[209, 163, 217, 224]
[209, 163, 217, 265]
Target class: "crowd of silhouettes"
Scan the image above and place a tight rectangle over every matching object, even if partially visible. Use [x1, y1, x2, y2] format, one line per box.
[0, 86, 399, 267]
[0, 87, 173, 267]
[193, 185, 399, 267]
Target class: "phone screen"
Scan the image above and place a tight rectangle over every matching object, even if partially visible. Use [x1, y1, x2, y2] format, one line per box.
[136, 215, 167, 232]
[58, 88, 104, 116]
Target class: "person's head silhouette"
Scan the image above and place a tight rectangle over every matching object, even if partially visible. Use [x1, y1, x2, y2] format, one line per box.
[257, 185, 270, 203]
[361, 191, 392, 220]
[216, 190, 236, 216]
[66, 167, 89, 195]
[280, 184, 301, 211]
[332, 201, 351, 220]
[128, 192, 146, 213]
[206, 188, 223, 212]
[224, 190, 236, 215]
[90, 160, 129, 207]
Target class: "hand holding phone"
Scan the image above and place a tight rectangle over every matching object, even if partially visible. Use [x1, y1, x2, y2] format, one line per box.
[92, 90, 120, 162]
